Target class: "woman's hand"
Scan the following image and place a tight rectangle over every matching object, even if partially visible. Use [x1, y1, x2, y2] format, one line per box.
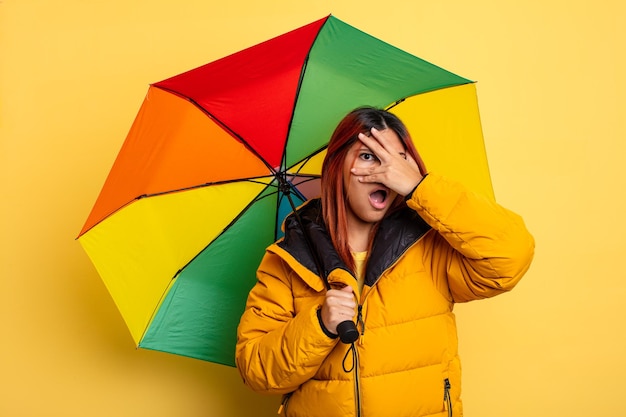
[352, 127, 423, 197]
[320, 285, 356, 335]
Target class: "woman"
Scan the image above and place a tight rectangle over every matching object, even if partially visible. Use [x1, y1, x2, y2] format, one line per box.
[236, 107, 534, 417]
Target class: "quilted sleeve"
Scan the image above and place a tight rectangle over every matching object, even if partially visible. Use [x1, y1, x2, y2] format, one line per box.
[407, 173, 535, 302]
[235, 251, 338, 394]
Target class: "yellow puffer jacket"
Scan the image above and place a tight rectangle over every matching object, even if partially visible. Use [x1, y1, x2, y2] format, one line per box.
[236, 173, 535, 417]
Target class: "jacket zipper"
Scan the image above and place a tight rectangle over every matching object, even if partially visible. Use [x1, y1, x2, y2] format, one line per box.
[277, 392, 292, 415]
[354, 349, 361, 417]
[350, 254, 404, 417]
[356, 305, 365, 343]
[443, 378, 452, 417]
[351, 234, 427, 417]
[361, 231, 427, 304]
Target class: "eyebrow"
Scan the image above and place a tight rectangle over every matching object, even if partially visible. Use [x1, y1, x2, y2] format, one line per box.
[357, 146, 406, 158]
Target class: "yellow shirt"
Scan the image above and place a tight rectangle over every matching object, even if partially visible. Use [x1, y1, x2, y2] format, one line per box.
[352, 251, 368, 292]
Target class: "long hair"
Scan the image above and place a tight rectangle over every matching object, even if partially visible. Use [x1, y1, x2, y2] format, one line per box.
[320, 107, 427, 270]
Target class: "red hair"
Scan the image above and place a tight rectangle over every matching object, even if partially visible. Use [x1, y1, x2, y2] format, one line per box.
[321, 107, 427, 270]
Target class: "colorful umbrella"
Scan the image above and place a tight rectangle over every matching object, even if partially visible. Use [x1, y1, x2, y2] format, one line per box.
[77, 15, 493, 367]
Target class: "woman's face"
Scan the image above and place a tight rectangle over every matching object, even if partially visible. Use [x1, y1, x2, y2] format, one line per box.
[342, 128, 404, 227]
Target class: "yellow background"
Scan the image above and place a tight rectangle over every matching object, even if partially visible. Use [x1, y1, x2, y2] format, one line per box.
[1, 1, 624, 416]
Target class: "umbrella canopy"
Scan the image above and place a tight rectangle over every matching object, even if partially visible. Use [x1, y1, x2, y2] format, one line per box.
[78, 15, 492, 366]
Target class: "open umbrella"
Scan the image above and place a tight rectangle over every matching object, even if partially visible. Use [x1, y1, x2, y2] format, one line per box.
[77, 15, 493, 366]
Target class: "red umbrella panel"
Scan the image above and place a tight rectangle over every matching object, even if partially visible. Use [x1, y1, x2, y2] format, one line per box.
[77, 15, 492, 366]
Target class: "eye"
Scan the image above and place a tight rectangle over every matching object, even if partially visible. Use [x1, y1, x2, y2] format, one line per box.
[359, 152, 378, 162]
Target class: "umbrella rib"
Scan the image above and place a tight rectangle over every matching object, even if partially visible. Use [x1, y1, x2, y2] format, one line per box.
[288, 146, 327, 176]
[133, 180, 284, 341]
[142, 184, 278, 340]
[385, 98, 406, 111]
[384, 82, 477, 111]
[140, 275, 178, 344]
[138, 176, 279, 199]
[278, 16, 328, 173]
[79, 177, 281, 237]
[290, 176, 319, 192]
[168, 184, 274, 279]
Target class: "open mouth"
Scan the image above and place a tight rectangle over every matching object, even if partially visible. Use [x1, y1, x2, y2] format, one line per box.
[369, 189, 388, 209]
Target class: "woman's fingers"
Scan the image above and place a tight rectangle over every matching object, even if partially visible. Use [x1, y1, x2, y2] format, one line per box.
[326, 287, 356, 309]
[357, 129, 388, 158]
[353, 128, 422, 196]
[321, 287, 356, 333]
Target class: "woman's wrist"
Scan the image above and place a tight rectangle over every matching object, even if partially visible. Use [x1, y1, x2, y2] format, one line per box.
[404, 173, 428, 201]
[316, 307, 338, 339]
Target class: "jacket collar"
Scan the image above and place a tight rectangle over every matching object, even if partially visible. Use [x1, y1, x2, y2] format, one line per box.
[277, 199, 431, 287]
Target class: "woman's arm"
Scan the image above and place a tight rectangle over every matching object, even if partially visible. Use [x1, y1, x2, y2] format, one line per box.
[407, 173, 535, 302]
[235, 251, 338, 393]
